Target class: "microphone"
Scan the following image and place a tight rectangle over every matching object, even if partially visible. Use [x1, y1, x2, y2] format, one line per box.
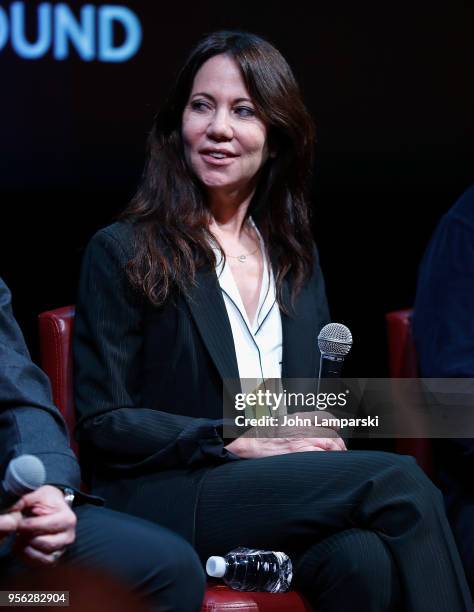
[0, 455, 46, 512]
[317, 323, 353, 389]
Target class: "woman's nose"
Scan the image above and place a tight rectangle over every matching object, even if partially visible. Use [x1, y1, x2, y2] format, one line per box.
[207, 108, 233, 140]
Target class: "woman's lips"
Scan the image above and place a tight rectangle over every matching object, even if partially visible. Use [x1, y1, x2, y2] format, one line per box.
[200, 152, 238, 166]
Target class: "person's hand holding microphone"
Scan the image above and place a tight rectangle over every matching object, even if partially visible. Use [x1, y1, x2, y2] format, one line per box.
[1, 455, 76, 565]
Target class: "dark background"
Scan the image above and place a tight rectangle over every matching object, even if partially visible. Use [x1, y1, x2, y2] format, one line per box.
[1, 0, 473, 376]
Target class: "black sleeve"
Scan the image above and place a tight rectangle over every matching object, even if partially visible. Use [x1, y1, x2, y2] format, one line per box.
[73, 225, 239, 472]
[0, 278, 92, 500]
[312, 244, 331, 334]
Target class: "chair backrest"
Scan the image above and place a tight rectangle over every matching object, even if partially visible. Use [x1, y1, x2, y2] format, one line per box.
[385, 308, 434, 476]
[38, 306, 76, 453]
[385, 308, 418, 377]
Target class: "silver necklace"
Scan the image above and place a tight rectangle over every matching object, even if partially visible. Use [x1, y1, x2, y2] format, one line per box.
[226, 243, 259, 263]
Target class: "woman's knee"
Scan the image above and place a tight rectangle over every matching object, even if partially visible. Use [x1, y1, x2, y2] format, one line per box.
[294, 529, 401, 611]
[337, 531, 401, 610]
[322, 529, 396, 580]
[359, 451, 444, 531]
[364, 451, 440, 497]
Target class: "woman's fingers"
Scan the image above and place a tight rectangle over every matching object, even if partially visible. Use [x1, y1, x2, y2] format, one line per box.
[310, 438, 343, 451]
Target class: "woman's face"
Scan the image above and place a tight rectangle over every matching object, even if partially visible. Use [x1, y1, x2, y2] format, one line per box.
[182, 54, 269, 199]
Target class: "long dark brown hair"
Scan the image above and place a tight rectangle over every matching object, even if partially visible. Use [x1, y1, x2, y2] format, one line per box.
[121, 30, 316, 308]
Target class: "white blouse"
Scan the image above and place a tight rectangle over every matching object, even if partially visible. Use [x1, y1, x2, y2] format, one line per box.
[213, 220, 283, 384]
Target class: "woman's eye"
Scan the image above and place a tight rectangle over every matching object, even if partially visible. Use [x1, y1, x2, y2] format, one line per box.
[235, 106, 255, 117]
[190, 100, 211, 112]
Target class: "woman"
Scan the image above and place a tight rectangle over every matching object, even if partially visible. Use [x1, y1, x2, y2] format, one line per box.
[73, 31, 472, 611]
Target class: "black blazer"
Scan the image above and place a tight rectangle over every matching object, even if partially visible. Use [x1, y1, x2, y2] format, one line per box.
[73, 222, 330, 539]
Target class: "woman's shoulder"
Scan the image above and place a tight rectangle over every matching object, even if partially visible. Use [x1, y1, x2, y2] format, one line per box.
[86, 221, 137, 262]
[79, 222, 145, 299]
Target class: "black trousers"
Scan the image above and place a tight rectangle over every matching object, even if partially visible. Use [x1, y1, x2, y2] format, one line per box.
[445, 489, 474, 599]
[191, 451, 472, 612]
[0, 505, 205, 612]
[436, 439, 474, 600]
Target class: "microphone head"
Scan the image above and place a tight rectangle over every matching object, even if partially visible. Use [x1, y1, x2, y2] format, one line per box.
[5, 455, 46, 497]
[318, 323, 353, 357]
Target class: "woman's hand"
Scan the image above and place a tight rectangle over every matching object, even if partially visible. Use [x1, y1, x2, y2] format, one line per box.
[225, 411, 347, 459]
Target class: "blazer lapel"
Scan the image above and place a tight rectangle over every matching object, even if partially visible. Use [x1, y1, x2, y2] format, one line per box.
[281, 308, 318, 379]
[185, 251, 319, 389]
[275, 261, 319, 380]
[184, 267, 240, 394]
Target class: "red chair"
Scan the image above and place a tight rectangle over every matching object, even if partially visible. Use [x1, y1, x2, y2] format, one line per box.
[38, 306, 312, 612]
[39, 306, 77, 453]
[385, 309, 419, 378]
[386, 308, 434, 476]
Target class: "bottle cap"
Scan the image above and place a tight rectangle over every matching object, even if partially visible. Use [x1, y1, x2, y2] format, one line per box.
[206, 556, 226, 578]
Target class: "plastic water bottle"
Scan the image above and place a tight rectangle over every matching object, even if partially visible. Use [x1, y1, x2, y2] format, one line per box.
[206, 547, 293, 592]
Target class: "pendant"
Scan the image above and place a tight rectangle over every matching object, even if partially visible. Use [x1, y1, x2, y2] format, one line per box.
[238, 255, 247, 262]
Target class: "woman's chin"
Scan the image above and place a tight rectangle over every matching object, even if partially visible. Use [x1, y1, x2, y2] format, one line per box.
[200, 177, 238, 192]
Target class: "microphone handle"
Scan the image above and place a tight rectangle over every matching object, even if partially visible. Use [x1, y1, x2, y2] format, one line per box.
[317, 354, 345, 395]
[319, 354, 345, 378]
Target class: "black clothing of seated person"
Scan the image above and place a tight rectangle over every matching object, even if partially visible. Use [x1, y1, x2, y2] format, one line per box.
[74, 31, 473, 612]
[0, 277, 205, 612]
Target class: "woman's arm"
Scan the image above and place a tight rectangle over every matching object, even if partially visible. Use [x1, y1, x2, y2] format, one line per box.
[74, 224, 238, 472]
